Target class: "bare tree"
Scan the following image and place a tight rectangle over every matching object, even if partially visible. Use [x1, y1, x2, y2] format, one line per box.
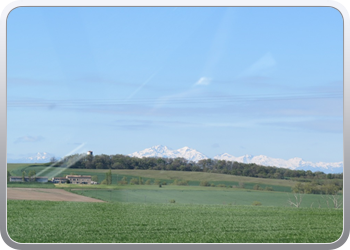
[322, 193, 343, 209]
[287, 192, 304, 208]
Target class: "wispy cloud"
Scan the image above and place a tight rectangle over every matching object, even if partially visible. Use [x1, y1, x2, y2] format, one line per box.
[194, 77, 212, 86]
[15, 136, 44, 143]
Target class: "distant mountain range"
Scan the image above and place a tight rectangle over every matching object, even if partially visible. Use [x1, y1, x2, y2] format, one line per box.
[129, 145, 343, 174]
[8, 146, 343, 174]
[129, 145, 207, 162]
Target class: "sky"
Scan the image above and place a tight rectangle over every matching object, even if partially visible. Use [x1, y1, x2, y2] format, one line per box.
[6, 7, 343, 163]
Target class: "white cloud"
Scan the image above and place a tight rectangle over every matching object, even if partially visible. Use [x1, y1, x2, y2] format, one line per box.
[195, 77, 212, 86]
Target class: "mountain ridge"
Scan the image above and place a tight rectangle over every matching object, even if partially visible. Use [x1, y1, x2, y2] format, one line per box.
[129, 145, 343, 174]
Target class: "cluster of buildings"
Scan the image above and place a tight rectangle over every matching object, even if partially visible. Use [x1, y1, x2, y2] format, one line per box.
[10, 151, 97, 185]
[10, 175, 95, 185]
[52, 175, 95, 184]
[10, 176, 49, 183]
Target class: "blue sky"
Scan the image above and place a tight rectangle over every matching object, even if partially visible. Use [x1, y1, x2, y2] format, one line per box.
[7, 7, 343, 162]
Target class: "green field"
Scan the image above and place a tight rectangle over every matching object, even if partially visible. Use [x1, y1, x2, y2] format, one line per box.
[7, 163, 294, 192]
[70, 187, 340, 208]
[7, 200, 343, 243]
[7, 163, 344, 243]
[7, 182, 56, 188]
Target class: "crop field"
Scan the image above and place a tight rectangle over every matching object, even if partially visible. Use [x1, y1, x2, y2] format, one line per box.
[7, 200, 343, 243]
[70, 188, 341, 208]
[7, 163, 294, 192]
[7, 163, 35, 173]
[7, 163, 343, 243]
[7, 182, 56, 188]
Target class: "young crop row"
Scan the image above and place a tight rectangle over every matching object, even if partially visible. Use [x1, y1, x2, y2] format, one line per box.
[70, 188, 343, 208]
[7, 200, 343, 243]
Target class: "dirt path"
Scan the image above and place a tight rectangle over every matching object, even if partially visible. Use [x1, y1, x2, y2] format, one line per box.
[7, 188, 104, 202]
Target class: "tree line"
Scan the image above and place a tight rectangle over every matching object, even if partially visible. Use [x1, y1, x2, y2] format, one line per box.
[50, 153, 343, 181]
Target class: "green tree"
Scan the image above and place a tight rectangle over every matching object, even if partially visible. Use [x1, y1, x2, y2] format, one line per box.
[321, 184, 340, 195]
[96, 163, 104, 169]
[22, 171, 26, 182]
[199, 180, 210, 186]
[7, 171, 11, 182]
[108, 169, 112, 184]
[104, 169, 112, 185]
[118, 176, 128, 185]
[253, 184, 263, 190]
[28, 170, 36, 182]
[292, 182, 304, 193]
[130, 178, 139, 185]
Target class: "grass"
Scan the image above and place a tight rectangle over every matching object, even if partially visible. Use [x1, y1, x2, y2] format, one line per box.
[7, 163, 343, 244]
[69, 187, 341, 208]
[7, 182, 56, 188]
[7, 163, 38, 174]
[7, 163, 294, 192]
[7, 200, 343, 243]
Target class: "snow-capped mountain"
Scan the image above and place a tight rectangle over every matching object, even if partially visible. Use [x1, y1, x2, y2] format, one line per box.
[129, 145, 343, 174]
[7, 152, 56, 163]
[214, 153, 343, 174]
[176, 146, 208, 162]
[129, 145, 208, 162]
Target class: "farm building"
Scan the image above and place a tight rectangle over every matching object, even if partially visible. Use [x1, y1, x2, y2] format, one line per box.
[52, 177, 68, 184]
[9, 176, 48, 183]
[87, 151, 93, 156]
[66, 175, 92, 184]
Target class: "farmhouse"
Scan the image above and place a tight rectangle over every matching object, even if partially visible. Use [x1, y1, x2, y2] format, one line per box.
[66, 175, 92, 184]
[9, 176, 48, 183]
[52, 177, 68, 184]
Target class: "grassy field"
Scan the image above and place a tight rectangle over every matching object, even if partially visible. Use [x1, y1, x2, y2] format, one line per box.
[7, 163, 343, 243]
[7, 163, 37, 174]
[69, 187, 341, 208]
[7, 200, 343, 243]
[7, 163, 294, 192]
[7, 182, 56, 188]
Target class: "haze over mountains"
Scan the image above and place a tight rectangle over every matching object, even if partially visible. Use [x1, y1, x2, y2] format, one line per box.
[8, 145, 343, 174]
